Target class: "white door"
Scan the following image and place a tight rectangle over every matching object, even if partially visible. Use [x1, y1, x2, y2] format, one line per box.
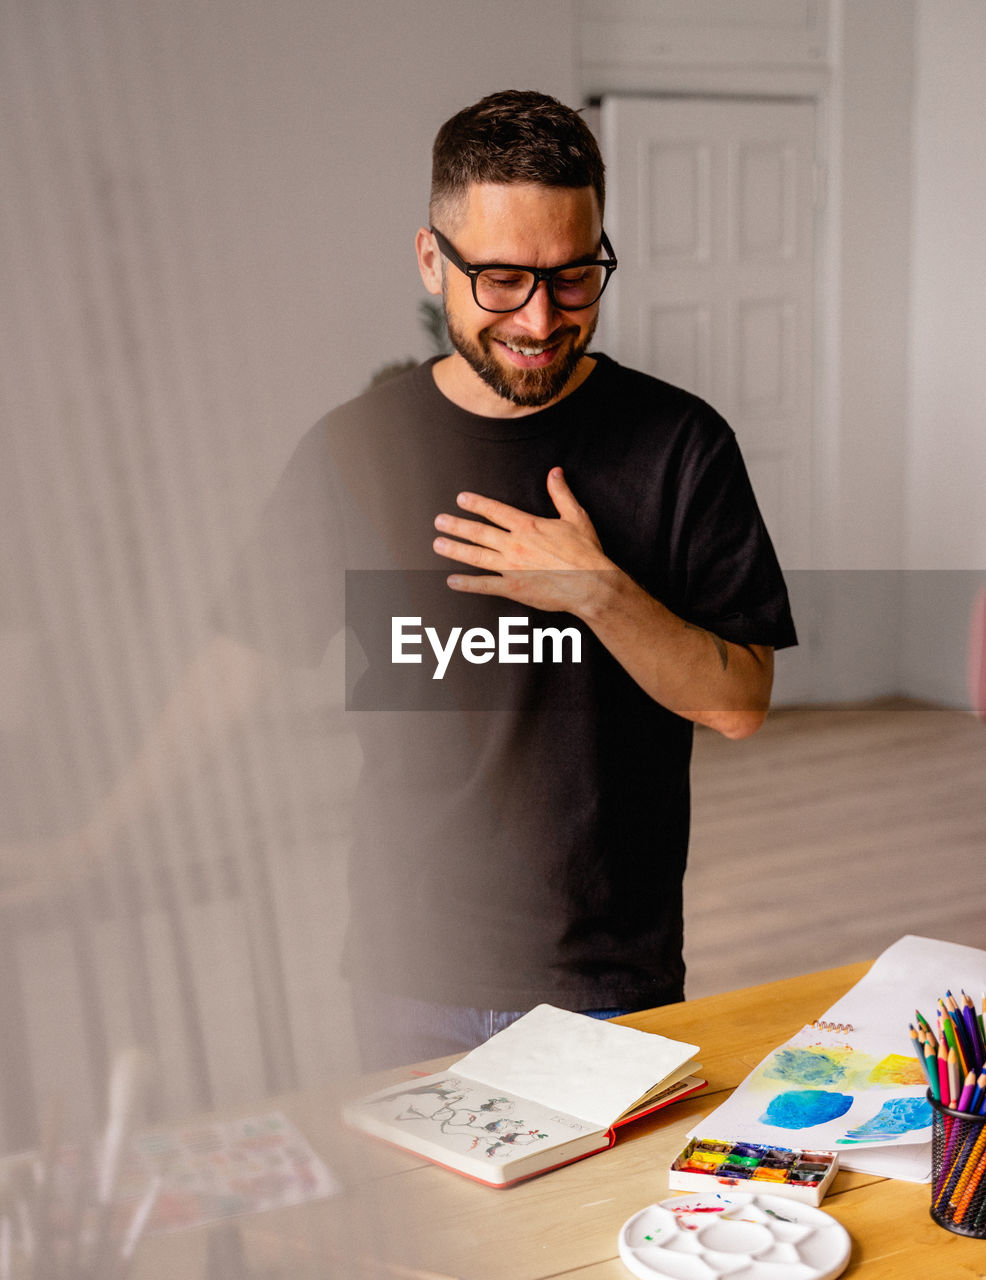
[598, 96, 817, 571]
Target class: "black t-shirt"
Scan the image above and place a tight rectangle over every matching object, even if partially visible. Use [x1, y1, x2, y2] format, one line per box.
[218, 355, 796, 1009]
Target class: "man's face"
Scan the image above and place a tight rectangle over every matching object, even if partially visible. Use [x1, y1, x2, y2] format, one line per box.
[421, 183, 603, 415]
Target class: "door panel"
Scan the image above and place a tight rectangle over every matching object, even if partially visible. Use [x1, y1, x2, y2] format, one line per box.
[599, 96, 816, 570]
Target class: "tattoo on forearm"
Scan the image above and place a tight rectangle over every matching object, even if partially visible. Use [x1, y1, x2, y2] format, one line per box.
[684, 622, 729, 671]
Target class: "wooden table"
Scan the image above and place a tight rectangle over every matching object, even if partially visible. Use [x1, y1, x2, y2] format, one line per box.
[136, 962, 986, 1279]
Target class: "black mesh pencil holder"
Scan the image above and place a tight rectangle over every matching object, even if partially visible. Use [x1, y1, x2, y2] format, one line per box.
[930, 1091, 986, 1236]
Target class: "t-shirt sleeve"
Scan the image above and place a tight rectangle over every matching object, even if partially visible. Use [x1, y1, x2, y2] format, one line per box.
[212, 419, 346, 667]
[675, 424, 797, 651]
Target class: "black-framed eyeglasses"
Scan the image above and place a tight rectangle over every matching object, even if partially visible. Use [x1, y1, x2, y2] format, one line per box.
[430, 226, 618, 314]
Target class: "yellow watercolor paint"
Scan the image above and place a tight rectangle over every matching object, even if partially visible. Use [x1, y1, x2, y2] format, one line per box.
[690, 1150, 727, 1168]
[868, 1054, 926, 1087]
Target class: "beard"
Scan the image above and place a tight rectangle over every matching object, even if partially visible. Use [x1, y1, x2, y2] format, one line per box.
[444, 306, 597, 409]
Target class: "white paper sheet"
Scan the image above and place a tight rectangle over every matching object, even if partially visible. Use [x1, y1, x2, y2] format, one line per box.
[824, 935, 986, 1037]
[690, 1022, 931, 1163]
[691, 936, 986, 1182]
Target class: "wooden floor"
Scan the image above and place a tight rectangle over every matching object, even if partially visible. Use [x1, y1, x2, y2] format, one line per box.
[684, 698, 986, 999]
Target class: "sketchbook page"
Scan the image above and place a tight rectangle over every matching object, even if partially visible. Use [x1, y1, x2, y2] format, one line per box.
[690, 1023, 931, 1163]
[617, 1074, 707, 1124]
[820, 935, 986, 1037]
[628, 1061, 705, 1113]
[343, 1069, 607, 1179]
[452, 1004, 699, 1129]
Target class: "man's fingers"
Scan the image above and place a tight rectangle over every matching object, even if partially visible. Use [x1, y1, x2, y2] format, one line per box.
[434, 512, 504, 549]
[454, 491, 524, 526]
[450, 476, 592, 535]
[433, 535, 500, 570]
[545, 466, 586, 524]
[446, 572, 508, 597]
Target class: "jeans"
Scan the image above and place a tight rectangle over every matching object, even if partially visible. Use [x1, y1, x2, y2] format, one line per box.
[352, 991, 632, 1073]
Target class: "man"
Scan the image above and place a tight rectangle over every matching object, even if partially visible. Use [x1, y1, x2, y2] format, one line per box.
[219, 90, 796, 1069]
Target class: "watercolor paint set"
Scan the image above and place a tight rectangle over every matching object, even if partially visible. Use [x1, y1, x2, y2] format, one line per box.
[669, 1137, 839, 1206]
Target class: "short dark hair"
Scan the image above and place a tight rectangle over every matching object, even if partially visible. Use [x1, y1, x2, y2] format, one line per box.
[430, 90, 605, 228]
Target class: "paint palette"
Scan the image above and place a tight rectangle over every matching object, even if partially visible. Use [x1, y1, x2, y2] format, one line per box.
[618, 1192, 851, 1280]
[669, 1138, 839, 1206]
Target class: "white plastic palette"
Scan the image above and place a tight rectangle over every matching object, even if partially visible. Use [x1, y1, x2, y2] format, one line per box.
[618, 1191, 851, 1280]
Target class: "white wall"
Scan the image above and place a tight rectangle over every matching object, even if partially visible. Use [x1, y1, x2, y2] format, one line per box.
[907, 2, 986, 571]
[769, 0, 918, 706]
[792, 0, 985, 707]
[826, 0, 914, 572]
[900, 1, 986, 705]
[802, 0, 985, 706]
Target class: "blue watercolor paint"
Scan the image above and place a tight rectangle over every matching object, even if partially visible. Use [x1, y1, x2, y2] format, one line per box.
[838, 1095, 933, 1143]
[764, 1048, 847, 1087]
[759, 1090, 854, 1130]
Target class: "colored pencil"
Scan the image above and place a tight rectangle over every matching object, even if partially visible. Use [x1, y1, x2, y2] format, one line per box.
[942, 1000, 971, 1077]
[939, 1008, 956, 1056]
[936, 1121, 975, 1204]
[925, 1044, 941, 1102]
[972, 1161, 986, 1230]
[910, 1025, 934, 1092]
[962, 991, 985, 1066]
[915, 1009, 937, 1049]
[937, 1040, 950, 1109]
[948, 1048, 963, 1109]
[953, 1138, 986, 1223]
[958, 1071, 977, 1114]
[947, 991, 977, 1073]
[972, 1071, 986, 1116]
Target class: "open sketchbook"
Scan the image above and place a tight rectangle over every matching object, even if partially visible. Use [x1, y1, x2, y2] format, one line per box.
[343, 1004, 704, 1187]
[692, 936, 986, 1183]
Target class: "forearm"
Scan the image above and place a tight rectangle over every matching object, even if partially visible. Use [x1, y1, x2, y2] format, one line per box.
[576, 568, 774, 739]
